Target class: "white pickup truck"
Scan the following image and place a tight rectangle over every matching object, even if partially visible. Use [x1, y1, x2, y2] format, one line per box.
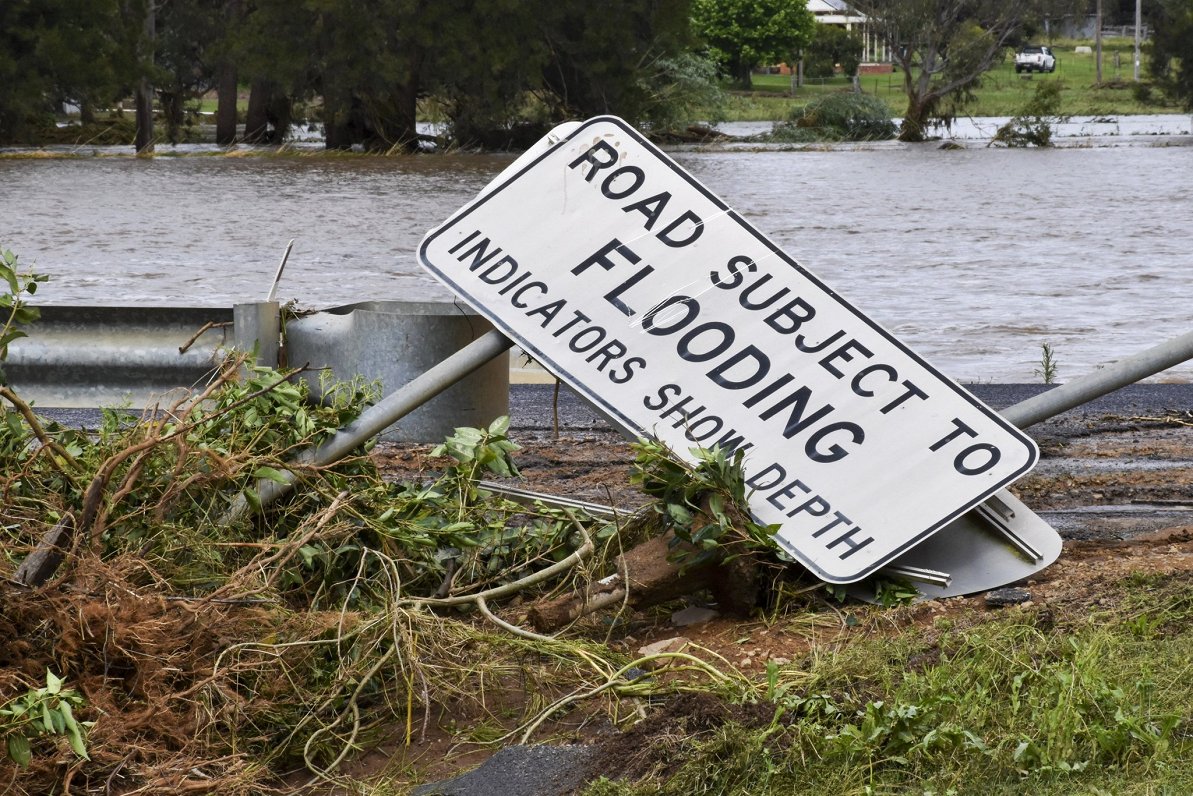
[1015, 45, 1056, 73]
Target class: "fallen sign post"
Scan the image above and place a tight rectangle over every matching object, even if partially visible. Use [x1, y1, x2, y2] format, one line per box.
[419, 115, 1039, 585]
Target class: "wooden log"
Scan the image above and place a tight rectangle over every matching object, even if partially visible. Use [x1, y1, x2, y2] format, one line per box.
[13, 513, 75, 587]
[527, 531, 713, 632]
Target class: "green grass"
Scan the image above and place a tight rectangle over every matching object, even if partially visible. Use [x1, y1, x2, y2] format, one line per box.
[733, 37, 1180, 122]
[579, 571, 1193, 795]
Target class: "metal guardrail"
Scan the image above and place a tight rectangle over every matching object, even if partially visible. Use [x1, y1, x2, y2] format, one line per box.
[5, 301, 510, 442]
[5, 305, 233, 408]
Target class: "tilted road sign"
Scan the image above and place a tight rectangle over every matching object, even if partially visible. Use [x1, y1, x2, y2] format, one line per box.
[419, 116, 1039, 584]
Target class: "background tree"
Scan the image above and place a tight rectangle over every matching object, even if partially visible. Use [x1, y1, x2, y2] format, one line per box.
[155, 0, 228, 144]
[1018, 0, 1091, 44]
[691, 0, 816, 89]
[0, 0, 132, 142]
[1149, 0, 1193, 108]
[540, 0, 695, 117]
[851, 0, 1036, 141]
[804, 23, 863, 79]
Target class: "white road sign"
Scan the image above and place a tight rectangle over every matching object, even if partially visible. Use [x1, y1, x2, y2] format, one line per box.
[418, 116, 1038, 583]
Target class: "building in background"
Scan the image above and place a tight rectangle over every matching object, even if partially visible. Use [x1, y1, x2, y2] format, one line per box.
[807, 0, 889, 69]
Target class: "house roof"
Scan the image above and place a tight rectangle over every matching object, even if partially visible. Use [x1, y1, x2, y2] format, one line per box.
[808, 0, 853, 13]
[808, 0, 866, 23]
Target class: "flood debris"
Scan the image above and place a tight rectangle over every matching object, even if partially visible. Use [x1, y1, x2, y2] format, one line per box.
[0, 355, 631, 794]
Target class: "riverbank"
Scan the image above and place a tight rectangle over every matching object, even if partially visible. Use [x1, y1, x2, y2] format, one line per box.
[5, 111, 1193, 158]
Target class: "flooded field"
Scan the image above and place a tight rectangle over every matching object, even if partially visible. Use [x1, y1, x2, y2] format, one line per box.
[2, 123, 1190, 382]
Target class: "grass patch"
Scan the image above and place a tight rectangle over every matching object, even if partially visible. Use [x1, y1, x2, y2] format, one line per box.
[579, 573, 1193, 795]
[724, 38, 1181, 124]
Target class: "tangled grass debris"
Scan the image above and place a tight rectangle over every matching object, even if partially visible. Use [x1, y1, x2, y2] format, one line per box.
[0, 356, 651, 792]
[0, 256, 768, 793]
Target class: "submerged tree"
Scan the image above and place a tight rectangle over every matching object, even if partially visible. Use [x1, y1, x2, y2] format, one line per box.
[852, 0, 1037, 141]
[538, 0, 702, 128]
[1, 0, 713, 150]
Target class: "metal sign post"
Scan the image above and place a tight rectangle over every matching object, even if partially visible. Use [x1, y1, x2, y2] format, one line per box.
[418, 116, 1039, 585]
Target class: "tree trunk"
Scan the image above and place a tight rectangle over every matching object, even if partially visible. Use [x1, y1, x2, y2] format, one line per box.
[161, 90, 184, 144]
[134, 79, 154, 154]
[323, 102, 354, 150]
[243, 78, 270, 143]
[899, 96, 931, 142]
[322, 90, 361, 150]
[134, 0, 155, 154]
[216, 63, 238, 145]
[363, 80, 420, 153]
[734, 60, 753, 91]
[264, 93, 291, 144]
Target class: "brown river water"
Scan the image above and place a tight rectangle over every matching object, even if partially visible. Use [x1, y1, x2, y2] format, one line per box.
[1, 132, 1190, 383]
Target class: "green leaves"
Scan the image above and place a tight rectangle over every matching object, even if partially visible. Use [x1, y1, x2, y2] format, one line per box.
[6, 734, 31, 767]
[0, 248, 46, 368]
[1, 670, 92, 767]
[631, 438, 779, 570]
[431, 416, 521, 479]
[252, 465, 291, 485]
[692, 0, 816, 88]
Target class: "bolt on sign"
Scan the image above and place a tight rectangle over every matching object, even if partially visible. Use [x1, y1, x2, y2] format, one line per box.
[419, 116, 1038, 584]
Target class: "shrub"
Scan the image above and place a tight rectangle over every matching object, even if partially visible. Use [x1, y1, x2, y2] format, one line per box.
[991, 81, 1067, 147]
[770, 93, 896, 142]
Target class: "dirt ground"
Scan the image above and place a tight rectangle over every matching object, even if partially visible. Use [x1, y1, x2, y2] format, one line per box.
[369, 409, 1193, 790]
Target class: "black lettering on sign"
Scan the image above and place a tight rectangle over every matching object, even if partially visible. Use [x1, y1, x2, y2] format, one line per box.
[601, 166, 646, 200]
[744, 463, 875, 560]
[572, 238, 656, 317]
[929, 418, 1002, 475]
[566, 140, 704, 248]
[623, 191, 672, 230]
[568, 140, 620, 181]
[644, 383, 753, 454]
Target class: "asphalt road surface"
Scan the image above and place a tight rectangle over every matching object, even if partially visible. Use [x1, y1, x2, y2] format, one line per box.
[36, 382, 1193, 438]
[504, 382, 1193, 436]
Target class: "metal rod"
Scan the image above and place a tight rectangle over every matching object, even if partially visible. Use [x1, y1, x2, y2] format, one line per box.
[223, 321, 1193, 527]
[1134, 0, 1142, 82]
[220, 328, 512, 524]
[266, 239, 295, 303]
[1001, 329, 1193, 429]
[973, 505, 1042, 563]
[477, 480, 625, 517]
[880, 565, 952, 588]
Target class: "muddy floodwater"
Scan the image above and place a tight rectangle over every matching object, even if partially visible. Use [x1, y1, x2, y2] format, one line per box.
[2, 127, 1191, 383]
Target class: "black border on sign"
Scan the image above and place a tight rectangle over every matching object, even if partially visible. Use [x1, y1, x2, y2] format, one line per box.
[417, 115, 1039, 583]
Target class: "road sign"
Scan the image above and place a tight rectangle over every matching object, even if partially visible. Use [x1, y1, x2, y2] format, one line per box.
[419, 116, 1039, 584]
